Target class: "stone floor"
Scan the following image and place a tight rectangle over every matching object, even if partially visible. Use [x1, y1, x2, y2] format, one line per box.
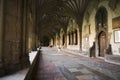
[31, 48, 66, 80]
[0, 51, 37, 80]
[62, 49, 120, 80]
[105, 55, 120, 65]
[63, 49, 120, 66]
[0, 47, 120, 80]
[32, 47, 120, 80]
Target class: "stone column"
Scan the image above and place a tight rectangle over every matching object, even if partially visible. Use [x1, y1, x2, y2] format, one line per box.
[77, 29, 80, 46]
[66, 34, 69, 46]
[0, 0, 5, 76]
[26, 0, 37, 51]
[71, 32, 73, 45]
[27, 14, 34, 51]
[74, 32, 76, 45]
[2, 0, 27, 74]
[58, 36, 61, 48]
[50, 39, 54, 46]
[64, 33, 67, 48]
[35, 34, 39, 48]
[32, 0, 37, 50]
[53, 37, 55, 46]
[74, 30, 78, 45]
[68, 33, 71, 45]
[70, 33, 73, 45]
[21, 0, 30, 69]
[59, 34, 62, 48]
[55, 36, 58, 47]
[62, 35, 65, 46]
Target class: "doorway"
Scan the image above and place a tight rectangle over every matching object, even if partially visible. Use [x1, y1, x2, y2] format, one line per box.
[95, 7, 108, 57]
[98, 32, 106, 57]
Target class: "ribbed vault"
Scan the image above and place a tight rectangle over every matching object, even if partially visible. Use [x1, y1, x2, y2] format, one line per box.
[36, 0, 89, 46]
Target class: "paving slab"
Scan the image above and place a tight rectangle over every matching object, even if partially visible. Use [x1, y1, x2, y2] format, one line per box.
[31, 47, 118, 80]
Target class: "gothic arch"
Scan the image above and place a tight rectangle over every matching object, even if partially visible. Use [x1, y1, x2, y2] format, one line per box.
[98, 31, 107, 57]
[95, 6, 108, 31]
[95, 6, 108, 57]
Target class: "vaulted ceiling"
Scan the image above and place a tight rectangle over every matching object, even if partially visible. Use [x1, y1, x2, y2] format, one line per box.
[36, 0, 89, 39]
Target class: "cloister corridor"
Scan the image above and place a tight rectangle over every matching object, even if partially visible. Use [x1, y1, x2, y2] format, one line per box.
[0, 0, 120, 80]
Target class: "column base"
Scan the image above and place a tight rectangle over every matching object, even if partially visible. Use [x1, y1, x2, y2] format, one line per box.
[4, 63, 21, 74]
[0, 54, 30, 76]
[20, 54, 30, 69]
[0, 62, 5, 77]
[0, 68, 5, 77]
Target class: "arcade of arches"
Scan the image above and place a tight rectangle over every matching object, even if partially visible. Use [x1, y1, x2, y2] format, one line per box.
[0, 0, 120, 77]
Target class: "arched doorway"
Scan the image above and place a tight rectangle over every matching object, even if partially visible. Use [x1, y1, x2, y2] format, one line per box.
[98, 31, 106, 57]
[75, 30, 78, 45]
[95, 7, 108, 57]
[95, 7, 108, 30]
[62, 35, 65, 45]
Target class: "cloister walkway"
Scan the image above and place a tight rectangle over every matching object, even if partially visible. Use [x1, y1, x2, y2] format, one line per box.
[28, 47, 120, 80]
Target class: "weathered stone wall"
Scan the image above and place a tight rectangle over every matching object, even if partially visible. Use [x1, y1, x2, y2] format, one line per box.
[0, 0, 5, 76]
[3, 0, 23, 73]
[66, 19, 80, 50]
[27, 0, 36, 51]
[82, 0, 120, 56]
[0, 0, 31, 75]
[109, 1, 120, 55]
[27, 0, 37, 51]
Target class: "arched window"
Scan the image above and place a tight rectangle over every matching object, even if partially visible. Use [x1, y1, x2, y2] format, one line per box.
[95, 7, 108, 30]
[75, 30, 78, 45]
[72, 32, 74, 45]
[68, 33, 71, 45]
[62, 35, 65, 45]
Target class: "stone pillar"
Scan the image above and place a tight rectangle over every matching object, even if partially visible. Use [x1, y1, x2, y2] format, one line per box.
[70, 33, 73, 45]
[74, 32, 76, 45]
[55, 36, 58, 47]
[50, 38, 54, 46]
[35, 34, 39, 48]
[76, 30, 78, 45]
[58, 36, 60, 47]
[52, 38, 54, 46]
[59, 34, 62, 48]
[64, 33, 67, 48]
[49, 39, 51, 46]
[77, 29, 80, 46]
[3, 0, 21, 74]
[53, 37, 56, 46]
[33, 0, 37, 50]
[71, 32, 73, 45]
[51, 38, 53, 46]
[62, 34, 65, 47]
[21, 0, 30, 69]
[0, 0, 5, 76]
[28, 27, 37, 51]
[67, 34, 69, 46]
[26, 0, 37, 51]
[1, 0, 30, 75]
[68, 33, 70, 45]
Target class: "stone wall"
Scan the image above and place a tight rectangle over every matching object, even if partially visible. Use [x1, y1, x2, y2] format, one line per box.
[82, 0, 120, 56]
[0, 0, 5, 76]
[0, 0, 35, 76]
